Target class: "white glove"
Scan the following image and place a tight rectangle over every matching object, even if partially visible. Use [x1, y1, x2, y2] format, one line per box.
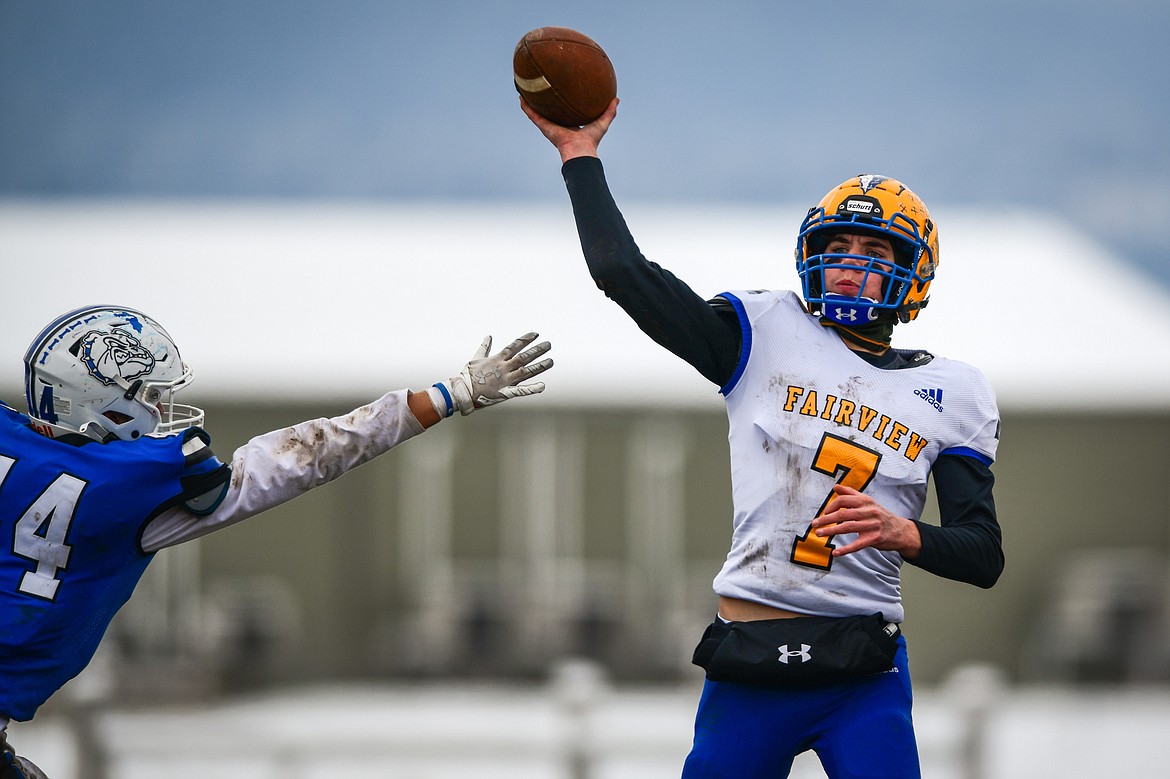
[430, 332, 553, 417]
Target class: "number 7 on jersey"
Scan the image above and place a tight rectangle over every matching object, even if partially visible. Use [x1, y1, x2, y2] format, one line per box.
[790, 433, 882, 570]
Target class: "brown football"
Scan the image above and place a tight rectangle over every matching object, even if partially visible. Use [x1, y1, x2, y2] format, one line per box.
[513, 27, 617, 127]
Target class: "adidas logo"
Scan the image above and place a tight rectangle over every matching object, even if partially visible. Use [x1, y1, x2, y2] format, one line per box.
[914, 388, 944, 412]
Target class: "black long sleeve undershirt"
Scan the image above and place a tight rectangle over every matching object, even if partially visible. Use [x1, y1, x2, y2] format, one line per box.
[562, 155, 1003, 589]
[916, 455, 1003, 587]
[564, 156, 742, 386]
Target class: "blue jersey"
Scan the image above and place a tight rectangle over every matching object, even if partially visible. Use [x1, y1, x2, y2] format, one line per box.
[0, 403, 224, 721]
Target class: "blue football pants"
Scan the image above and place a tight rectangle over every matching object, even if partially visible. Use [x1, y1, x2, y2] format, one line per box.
[681, 635, 919, 779]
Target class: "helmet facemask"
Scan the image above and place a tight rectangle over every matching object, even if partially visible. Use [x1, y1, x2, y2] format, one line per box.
[91, 366, 204, 441]
[800, 224, 921, 326]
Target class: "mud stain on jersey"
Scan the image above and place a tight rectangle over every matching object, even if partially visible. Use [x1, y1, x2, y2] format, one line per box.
[839, 376, 867, 397]
[229, 402, 391, 492]
[739, 541, 771, 577]
[275, 427, 322, 470]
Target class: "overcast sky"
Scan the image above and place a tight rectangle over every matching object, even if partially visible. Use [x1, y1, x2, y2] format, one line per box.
[3, 1, 1169, 286]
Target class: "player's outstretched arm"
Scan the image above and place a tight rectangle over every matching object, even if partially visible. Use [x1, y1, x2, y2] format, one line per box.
[140, 333, 553, 551]
[425, 332, 553, 422]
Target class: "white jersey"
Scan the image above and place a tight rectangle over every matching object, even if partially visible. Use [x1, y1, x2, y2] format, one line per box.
[139, 389, 425, 552]
[713, 290, 999, 623]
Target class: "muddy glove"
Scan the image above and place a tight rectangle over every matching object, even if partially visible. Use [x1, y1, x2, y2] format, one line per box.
[430, 332, 553, 417]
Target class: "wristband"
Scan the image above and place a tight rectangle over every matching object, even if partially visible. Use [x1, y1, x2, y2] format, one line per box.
[431, 382, 455, 418]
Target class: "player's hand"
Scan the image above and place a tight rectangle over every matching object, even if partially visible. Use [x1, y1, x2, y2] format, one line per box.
[811, 484, 923, 559]
[434, 332, 553, 416]
[520, 96, 618, 164]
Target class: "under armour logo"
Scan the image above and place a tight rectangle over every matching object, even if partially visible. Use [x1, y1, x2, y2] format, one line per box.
[778, 644, 812, 664]
[471, 366, 503, 386]
[834, 307, 857, 322]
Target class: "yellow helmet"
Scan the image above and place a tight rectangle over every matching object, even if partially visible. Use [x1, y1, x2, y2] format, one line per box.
[796, 174, 938, 324]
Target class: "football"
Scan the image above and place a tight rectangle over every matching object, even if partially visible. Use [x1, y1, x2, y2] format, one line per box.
[513, 27, 617, 127]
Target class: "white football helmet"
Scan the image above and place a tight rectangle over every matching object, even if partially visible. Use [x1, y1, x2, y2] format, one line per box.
[24, 305, 204, 442]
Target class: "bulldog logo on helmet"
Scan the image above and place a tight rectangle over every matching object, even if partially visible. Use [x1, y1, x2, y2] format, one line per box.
[78, 329, 156, 386]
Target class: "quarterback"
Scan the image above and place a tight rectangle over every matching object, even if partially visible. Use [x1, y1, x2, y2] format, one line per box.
[522, 97, 1003, 779]
[0, 305, 552, 779]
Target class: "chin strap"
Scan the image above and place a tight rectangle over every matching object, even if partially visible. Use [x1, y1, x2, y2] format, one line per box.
[77, 420, 119, 444]
[810, 295, 896, 352]
[819, 294, 883, 327]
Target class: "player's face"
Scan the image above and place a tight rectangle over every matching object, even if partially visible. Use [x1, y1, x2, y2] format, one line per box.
[821, 232, 896, 300]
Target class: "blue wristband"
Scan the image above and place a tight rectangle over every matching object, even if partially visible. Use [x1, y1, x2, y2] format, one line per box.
[432, 382, 455, 417]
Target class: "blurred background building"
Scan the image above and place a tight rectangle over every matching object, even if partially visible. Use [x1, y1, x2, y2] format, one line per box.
[3, 201, 1169, 779]
[3, 2, 1169, 777]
